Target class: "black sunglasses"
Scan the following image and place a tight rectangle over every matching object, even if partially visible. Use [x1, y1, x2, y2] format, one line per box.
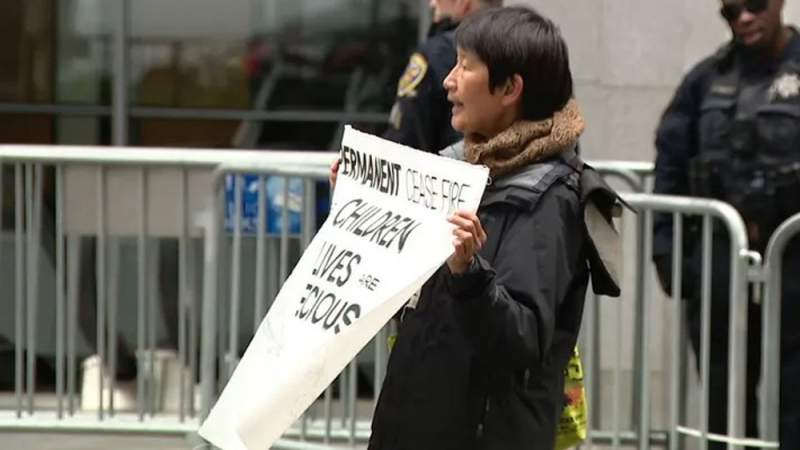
[720, 0, 769, 22]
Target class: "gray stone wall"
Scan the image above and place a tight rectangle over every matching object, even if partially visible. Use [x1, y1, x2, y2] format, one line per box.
[508, 0, 735, 162]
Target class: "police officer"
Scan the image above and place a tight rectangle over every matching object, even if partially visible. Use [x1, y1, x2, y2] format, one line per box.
[653, 0, 800, 447]
[383, 0, 501, 153]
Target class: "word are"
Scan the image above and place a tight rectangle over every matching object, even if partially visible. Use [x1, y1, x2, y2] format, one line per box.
[295, 283, 361, 334]
[340, 145, 402, 197]
[358, 274, 381, 291]
[332, 198, 421, 254]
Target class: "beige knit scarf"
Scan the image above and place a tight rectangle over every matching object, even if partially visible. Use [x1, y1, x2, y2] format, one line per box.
[464, 98, 585, 178]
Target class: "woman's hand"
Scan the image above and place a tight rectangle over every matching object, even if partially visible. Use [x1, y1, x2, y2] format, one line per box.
[446, 211, 487, 275]
[329, 158, 340, 189]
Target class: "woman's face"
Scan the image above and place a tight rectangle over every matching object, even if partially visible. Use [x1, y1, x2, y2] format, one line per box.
[443, 48, 513, 139]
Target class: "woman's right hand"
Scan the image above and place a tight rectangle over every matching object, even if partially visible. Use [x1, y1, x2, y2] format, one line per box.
[329, 158, 340, 190]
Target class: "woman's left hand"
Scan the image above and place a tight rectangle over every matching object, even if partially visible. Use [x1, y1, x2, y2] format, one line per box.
[329, 158, 340, 190]
[446, 211, 487, 275]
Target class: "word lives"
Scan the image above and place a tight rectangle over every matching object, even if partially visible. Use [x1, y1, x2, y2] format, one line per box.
[295, 241, 375, 334]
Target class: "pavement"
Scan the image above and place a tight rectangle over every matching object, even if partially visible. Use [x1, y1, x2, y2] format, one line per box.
[0, 392, 372, 450]
[0, 432, 197, 450]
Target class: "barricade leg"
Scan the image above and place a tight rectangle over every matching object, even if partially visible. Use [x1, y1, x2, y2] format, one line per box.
[774, 226, 800, 449]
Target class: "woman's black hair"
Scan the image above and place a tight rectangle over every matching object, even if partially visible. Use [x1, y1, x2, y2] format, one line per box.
[455, 6, 574, 121]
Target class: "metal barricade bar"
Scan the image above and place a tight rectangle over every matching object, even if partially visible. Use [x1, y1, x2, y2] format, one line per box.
[14, 163, 24, 418]
[591, 160, 654, 193]
[0, 146, 334, 442]
[759, 213, 800, 445]
[579, 186, 776, 450]
[621, 193, 752, 450]
[668, 212, 687, 450]
[0, 149, 784, 450]
[136, 167, 148, 421]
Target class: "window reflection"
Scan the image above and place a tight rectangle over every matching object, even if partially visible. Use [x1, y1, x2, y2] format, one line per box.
[0, 114, 56, 232]
[58, 0, 113, 104]
[0, 0, 112, 104]
[0, 0, 422, 149]
[133, 118, 240, 148]
[129, 0, 419, 113]
[0, 0, 55, 103]
[0, 114, 54, 143]
[57, 116, 107, 144]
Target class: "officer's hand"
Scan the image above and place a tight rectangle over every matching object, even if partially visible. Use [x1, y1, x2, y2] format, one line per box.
[446, 211, 487, 275]
[329, 158, 340, 190]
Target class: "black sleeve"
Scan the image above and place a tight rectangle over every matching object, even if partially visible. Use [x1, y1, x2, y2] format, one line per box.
[653, 64, 713, 191]
[652, 59, 712, 293]
[445, 186, 585, 369]
[382, 45, 454, 153]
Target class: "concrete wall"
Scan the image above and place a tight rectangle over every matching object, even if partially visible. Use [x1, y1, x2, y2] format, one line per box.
[508, 0, 727, 162]
[509, 0, 800, 162]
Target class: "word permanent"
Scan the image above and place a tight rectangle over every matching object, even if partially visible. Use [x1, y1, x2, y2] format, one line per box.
[340, 145, 401, 196]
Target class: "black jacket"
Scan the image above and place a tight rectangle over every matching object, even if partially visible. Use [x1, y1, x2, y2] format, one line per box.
[369, 153, 621, 450]
[653, 29, 800, 295]
[653, 29, 800, 349]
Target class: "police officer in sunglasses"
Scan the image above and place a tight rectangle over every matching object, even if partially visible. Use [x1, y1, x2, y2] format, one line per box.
[653, 0, 800, 447]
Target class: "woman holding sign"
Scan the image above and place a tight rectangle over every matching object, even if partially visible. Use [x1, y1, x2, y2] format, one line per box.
[333, 6, 623, 450]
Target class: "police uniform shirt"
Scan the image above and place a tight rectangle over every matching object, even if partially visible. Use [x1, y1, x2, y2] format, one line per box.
[654, 27, 800, 252]
[383, 20, 462, 153]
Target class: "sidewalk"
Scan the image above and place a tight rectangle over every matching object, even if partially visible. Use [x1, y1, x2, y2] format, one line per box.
[0, 391, 373, 450]
[0, 432, 195, 450]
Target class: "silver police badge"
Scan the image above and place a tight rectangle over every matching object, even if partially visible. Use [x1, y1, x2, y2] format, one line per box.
[768, 73, 800, 101]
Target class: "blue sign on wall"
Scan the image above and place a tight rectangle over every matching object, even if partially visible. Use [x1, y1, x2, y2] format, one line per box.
[224, 174, 303, 235]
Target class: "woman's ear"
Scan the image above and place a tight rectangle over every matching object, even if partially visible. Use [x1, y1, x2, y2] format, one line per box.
[501, 74, 524, 107]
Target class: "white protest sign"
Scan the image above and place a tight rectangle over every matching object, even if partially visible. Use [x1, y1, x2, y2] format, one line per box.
[199, 126, 489, 450]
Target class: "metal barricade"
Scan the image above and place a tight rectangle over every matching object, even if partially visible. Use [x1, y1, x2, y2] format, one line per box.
[0, 152, 675, 449]
[758, 213, 800, 446]
[0, 146, 332, 445]
[593, 193, 774, 450]
[1, 148, 788, 450]
[579, 162, 783, 450]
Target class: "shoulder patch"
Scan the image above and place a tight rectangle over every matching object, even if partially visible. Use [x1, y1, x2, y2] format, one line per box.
[769, 72, 800, 101]
[397, 53, 428, 98]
